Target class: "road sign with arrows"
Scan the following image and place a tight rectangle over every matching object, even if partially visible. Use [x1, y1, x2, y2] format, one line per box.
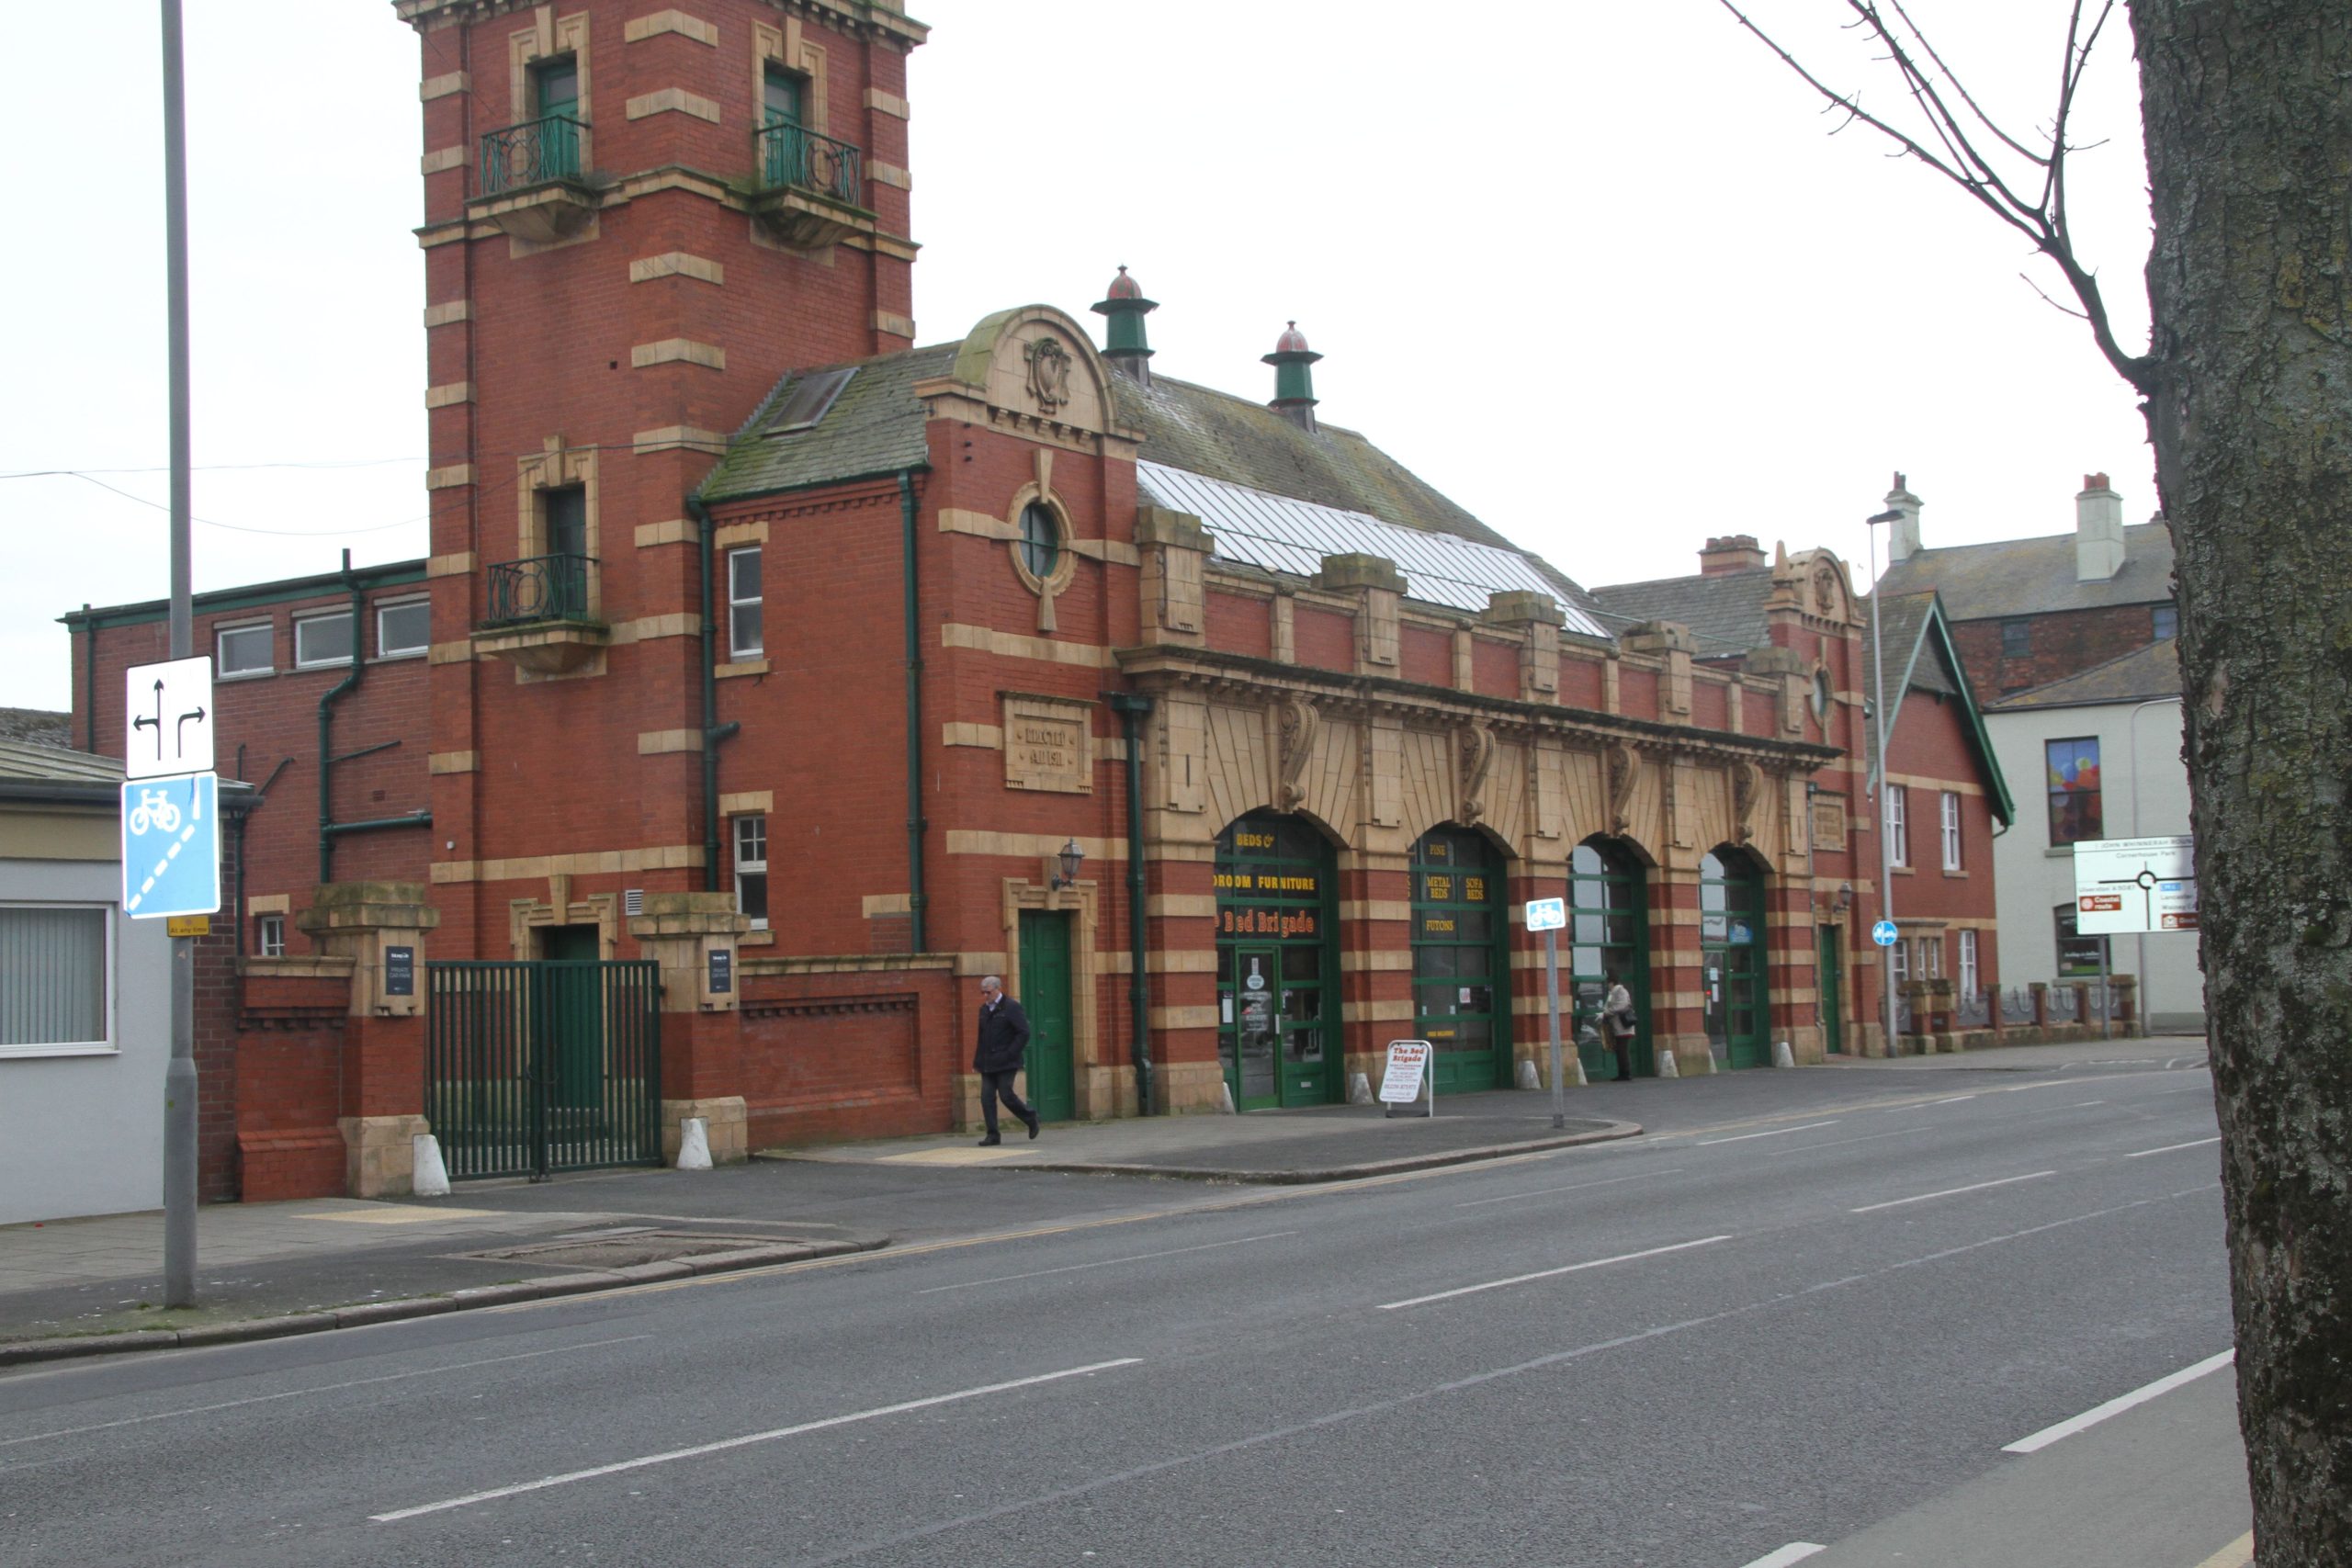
[123, 656, 214, 781]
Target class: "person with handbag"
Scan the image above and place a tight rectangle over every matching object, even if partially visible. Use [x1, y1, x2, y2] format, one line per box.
[1601, 968, 1637, 1081]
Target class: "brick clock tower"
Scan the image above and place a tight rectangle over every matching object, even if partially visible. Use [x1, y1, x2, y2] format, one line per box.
[391, 0, 925, 960]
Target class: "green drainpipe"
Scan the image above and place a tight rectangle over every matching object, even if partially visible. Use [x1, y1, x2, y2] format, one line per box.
[899, 470, 928, 953]
[317, 552, 365, 884]
[1105, 693, 1154, 1111]
[688, 492, 739, 893]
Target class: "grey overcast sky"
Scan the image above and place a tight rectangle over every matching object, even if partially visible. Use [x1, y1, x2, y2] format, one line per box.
[0, 0, 2156, 714]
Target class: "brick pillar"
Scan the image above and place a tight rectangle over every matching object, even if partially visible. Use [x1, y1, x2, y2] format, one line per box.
[1149, 849, 1223, 1113]
[1651, 860, 1713, 1074]
[300, 881, 438, 1198]
[1507, 858, 1573, 1088]
[1339, 851, 1411, 1095]
[628, 891, 751, 1163]
[1767, 877, 1823, 1062]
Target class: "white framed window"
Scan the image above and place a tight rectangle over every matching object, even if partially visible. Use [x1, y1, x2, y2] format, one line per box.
[733, 814, 769, 931]
[1885, 784, 1909, 867]
[216, 621, 273, 678]
[1940, 791, 1963, 871]
[294, 610, 355, 669]
[377, 597, 430, 660]
[1917, 935, 1942, 979]
[1889, 939, 1909, 985]
[0, 904, 114, 1057]
[256, 913, 287, 958]
[727, 547, 763, 660]
[1959, 929, 1979, 998]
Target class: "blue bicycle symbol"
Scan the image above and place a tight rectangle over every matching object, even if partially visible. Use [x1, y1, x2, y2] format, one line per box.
[129, 786, 182, 836]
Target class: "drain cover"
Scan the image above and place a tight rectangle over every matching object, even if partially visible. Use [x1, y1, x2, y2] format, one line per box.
[466, 1232, 775, 1269]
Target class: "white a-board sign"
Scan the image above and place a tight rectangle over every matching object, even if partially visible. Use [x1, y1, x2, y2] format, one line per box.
[1380, 1039, 1434, 1117]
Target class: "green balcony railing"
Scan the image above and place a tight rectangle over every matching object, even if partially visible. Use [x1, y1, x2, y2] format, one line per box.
[482, 554, 595, 628]
[755, 120, 863, 205]
[480, 114, 587, 195]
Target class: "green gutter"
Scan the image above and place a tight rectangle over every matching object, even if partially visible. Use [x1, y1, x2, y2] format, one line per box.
[62, 561, 428, 632]
[1104, 692, 1154, 1112]
[898, 470, 927, 953]
[687, 492, 740, 893]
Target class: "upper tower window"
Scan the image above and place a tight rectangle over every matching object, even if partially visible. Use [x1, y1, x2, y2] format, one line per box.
[531, 57, 582, 180]
[763, 63, 806, 130]
[544, 486, 588, 560]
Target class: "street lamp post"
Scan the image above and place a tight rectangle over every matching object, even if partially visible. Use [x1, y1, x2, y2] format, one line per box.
[1866, 508, 1906, 1058]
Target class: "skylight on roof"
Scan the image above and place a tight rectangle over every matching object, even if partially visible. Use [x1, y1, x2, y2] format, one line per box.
[763, 367, 856, 436]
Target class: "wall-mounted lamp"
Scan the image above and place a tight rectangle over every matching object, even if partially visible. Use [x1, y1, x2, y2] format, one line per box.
[1051, 837, 1085, 891]
[1835, 882, 1854, 915]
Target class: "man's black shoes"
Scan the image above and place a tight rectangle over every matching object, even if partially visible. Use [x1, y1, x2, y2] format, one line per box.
[1025, 1113, 1041, 1140]
[977, 1134, 1002, 1146]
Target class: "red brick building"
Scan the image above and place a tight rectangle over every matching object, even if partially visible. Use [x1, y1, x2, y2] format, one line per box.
[67, 0, 1897, 1201]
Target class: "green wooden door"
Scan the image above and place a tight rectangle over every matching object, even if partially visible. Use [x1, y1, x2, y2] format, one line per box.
[1411, 829, 1510, 1094]
[531, 57, 582, 180]
[541, 925, 603, 1110]
[1702, 851, 1770, 1068]
[1817, 926, 1844, 1055]
[1017, 911, 1075, 1123]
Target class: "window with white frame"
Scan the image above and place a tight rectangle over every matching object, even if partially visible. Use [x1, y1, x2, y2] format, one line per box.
[1940, 791, 1963, 871]
[728, 547, 763, 660]
[377, 598, 429, 659]
[1889, 939, 1909, 985]
[1885, 784, 1909, 867]
[294, 610, 354, 669]
[0, 905, 113, 1056]
[733, 814, 768, 931]
[256, 913, 287, 958]
[1917, 935, 1942, 979]
[216, 622, 273, 677]
[1959, 929, 1979, 998]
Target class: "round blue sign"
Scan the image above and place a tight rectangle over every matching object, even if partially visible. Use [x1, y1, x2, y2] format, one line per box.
[1871, 919, 1900, 947]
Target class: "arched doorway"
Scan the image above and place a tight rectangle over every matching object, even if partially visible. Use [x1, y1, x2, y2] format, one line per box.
[1702, 845, 1770, 1068]
[1215, 813, 1340, 1109]
[1569, 837, 1652, 1080]
[1410, 827, 1510, 1093]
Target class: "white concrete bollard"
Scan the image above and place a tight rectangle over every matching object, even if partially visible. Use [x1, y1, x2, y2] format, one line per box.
[1571, 1053, 1589, 1087]
[1517, 1058, 1541, 1090]
[412, 1134, 451, 1198]
[1657, 1049, 1679, 1079]
[1773, 1040, 1797, 1069]
[1348, 1072, 1374, 1105]
[675, 1116, 713, 1171]
[1220, 1080, 1238, 1114]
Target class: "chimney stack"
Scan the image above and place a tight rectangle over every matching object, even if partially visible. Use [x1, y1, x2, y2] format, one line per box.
[1885, 471, 1923, 561]
[1698, 535, 1768, 576]
[2075, 472, 2124, 581]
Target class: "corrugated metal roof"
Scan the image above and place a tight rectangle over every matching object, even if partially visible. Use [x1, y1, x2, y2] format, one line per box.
[1137, 460, 1611, 637]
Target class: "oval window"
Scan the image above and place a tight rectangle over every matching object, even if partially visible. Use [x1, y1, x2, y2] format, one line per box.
[1019, 502, 1060, 581]
[1811, 669, 1833, 722]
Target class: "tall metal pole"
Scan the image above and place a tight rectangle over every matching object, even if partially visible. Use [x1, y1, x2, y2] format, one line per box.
[2129, 696, 2183, 1040]
[1544, 930, 1565, 1130]
[1867, 510, 1904, 1060]
[160, 0, 198, 1307]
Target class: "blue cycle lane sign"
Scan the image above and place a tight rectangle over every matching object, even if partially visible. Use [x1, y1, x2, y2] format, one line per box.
[120, 656, 221, 920]
[1871, 919, 1900, 948]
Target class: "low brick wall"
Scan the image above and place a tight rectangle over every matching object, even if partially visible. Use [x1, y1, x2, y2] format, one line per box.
[737, 957, 958, 1147]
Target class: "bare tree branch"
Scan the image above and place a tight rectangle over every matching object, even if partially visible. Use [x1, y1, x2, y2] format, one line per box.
[1713, 0, 2155, 395]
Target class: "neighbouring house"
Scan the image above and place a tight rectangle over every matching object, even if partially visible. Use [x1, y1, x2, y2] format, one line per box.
[1875, 471, 2198, 1034]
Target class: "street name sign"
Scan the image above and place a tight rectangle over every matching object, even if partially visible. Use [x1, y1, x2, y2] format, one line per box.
[2074, 836, 2198, 934]
[122, 772, 220, 919]
[123, 657, 215, 781]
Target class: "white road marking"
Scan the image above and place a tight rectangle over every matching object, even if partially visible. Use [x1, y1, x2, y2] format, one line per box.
[1850, 1170, 2055, 1213]
[0, 1336, 652, 1448]
[1453, 1171, 1678, 1209]
[915, 1231, 1298, 1293]
[2002, 1348, 2234, 1453]
[2126, 1135, 2222, 1159]
[2070, 1100, 2108, 1107]
[1754, 1128, 1912, 1156]
[368, 1358, 1144, 1522]
[1377, 1235, 1732, 1311]
[1739, 1546, 1826, 1567]
[1928, 1094, 1978, 1105]
[1699, 1121, 1840, 1146]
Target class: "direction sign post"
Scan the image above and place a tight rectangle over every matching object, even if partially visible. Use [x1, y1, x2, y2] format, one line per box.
[2072, 837, 2196, 1041]
[1525, 897, 1569, 1127]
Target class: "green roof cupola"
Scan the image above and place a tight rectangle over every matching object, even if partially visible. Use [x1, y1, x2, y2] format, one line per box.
[1090, 265, 1159, 386]
[1263, 321, 1321, 432]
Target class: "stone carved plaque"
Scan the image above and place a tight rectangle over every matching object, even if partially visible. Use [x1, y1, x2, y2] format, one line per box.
[1809, 794, 1848, 853]
[1002, 693, 1094, 795]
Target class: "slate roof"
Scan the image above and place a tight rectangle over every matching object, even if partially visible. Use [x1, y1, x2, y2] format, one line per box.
[697, 345, 1606, 626]
[1586, 570, 1778, 659]
[698, 344, 957, 502]
[1988, 637, 2182, 712]
[0, 736, 122, 787]
[1876, 522, 2175, 622]
[0, 708, 71, 749]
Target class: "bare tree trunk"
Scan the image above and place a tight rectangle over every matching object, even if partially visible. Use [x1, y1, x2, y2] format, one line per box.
[2132, 4, 2352, 1562]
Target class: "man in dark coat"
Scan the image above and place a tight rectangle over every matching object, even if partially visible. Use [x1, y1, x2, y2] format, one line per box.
[973, 975, 1040, 1145]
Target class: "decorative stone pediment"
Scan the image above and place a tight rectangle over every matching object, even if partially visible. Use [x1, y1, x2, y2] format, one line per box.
[932, 305, 1122, 436]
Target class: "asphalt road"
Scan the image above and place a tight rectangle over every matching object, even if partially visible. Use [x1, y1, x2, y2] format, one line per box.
[0, 1063, 2235, 1567]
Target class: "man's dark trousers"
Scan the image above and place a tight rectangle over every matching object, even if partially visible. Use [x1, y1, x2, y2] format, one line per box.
[980, 1069, 1035, 1137]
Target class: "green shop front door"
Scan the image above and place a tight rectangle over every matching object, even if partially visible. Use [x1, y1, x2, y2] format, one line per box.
[1215, 813, 1340, 1110]
[1410, 828, 1509, 1093]
[1702, 849, 1770, 1068]
[1817, 926, 1844, 1056]
[1017, 911, 1075, 1122]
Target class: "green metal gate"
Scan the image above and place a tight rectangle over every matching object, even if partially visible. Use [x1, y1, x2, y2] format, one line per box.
[425, 960, 662, 1180]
